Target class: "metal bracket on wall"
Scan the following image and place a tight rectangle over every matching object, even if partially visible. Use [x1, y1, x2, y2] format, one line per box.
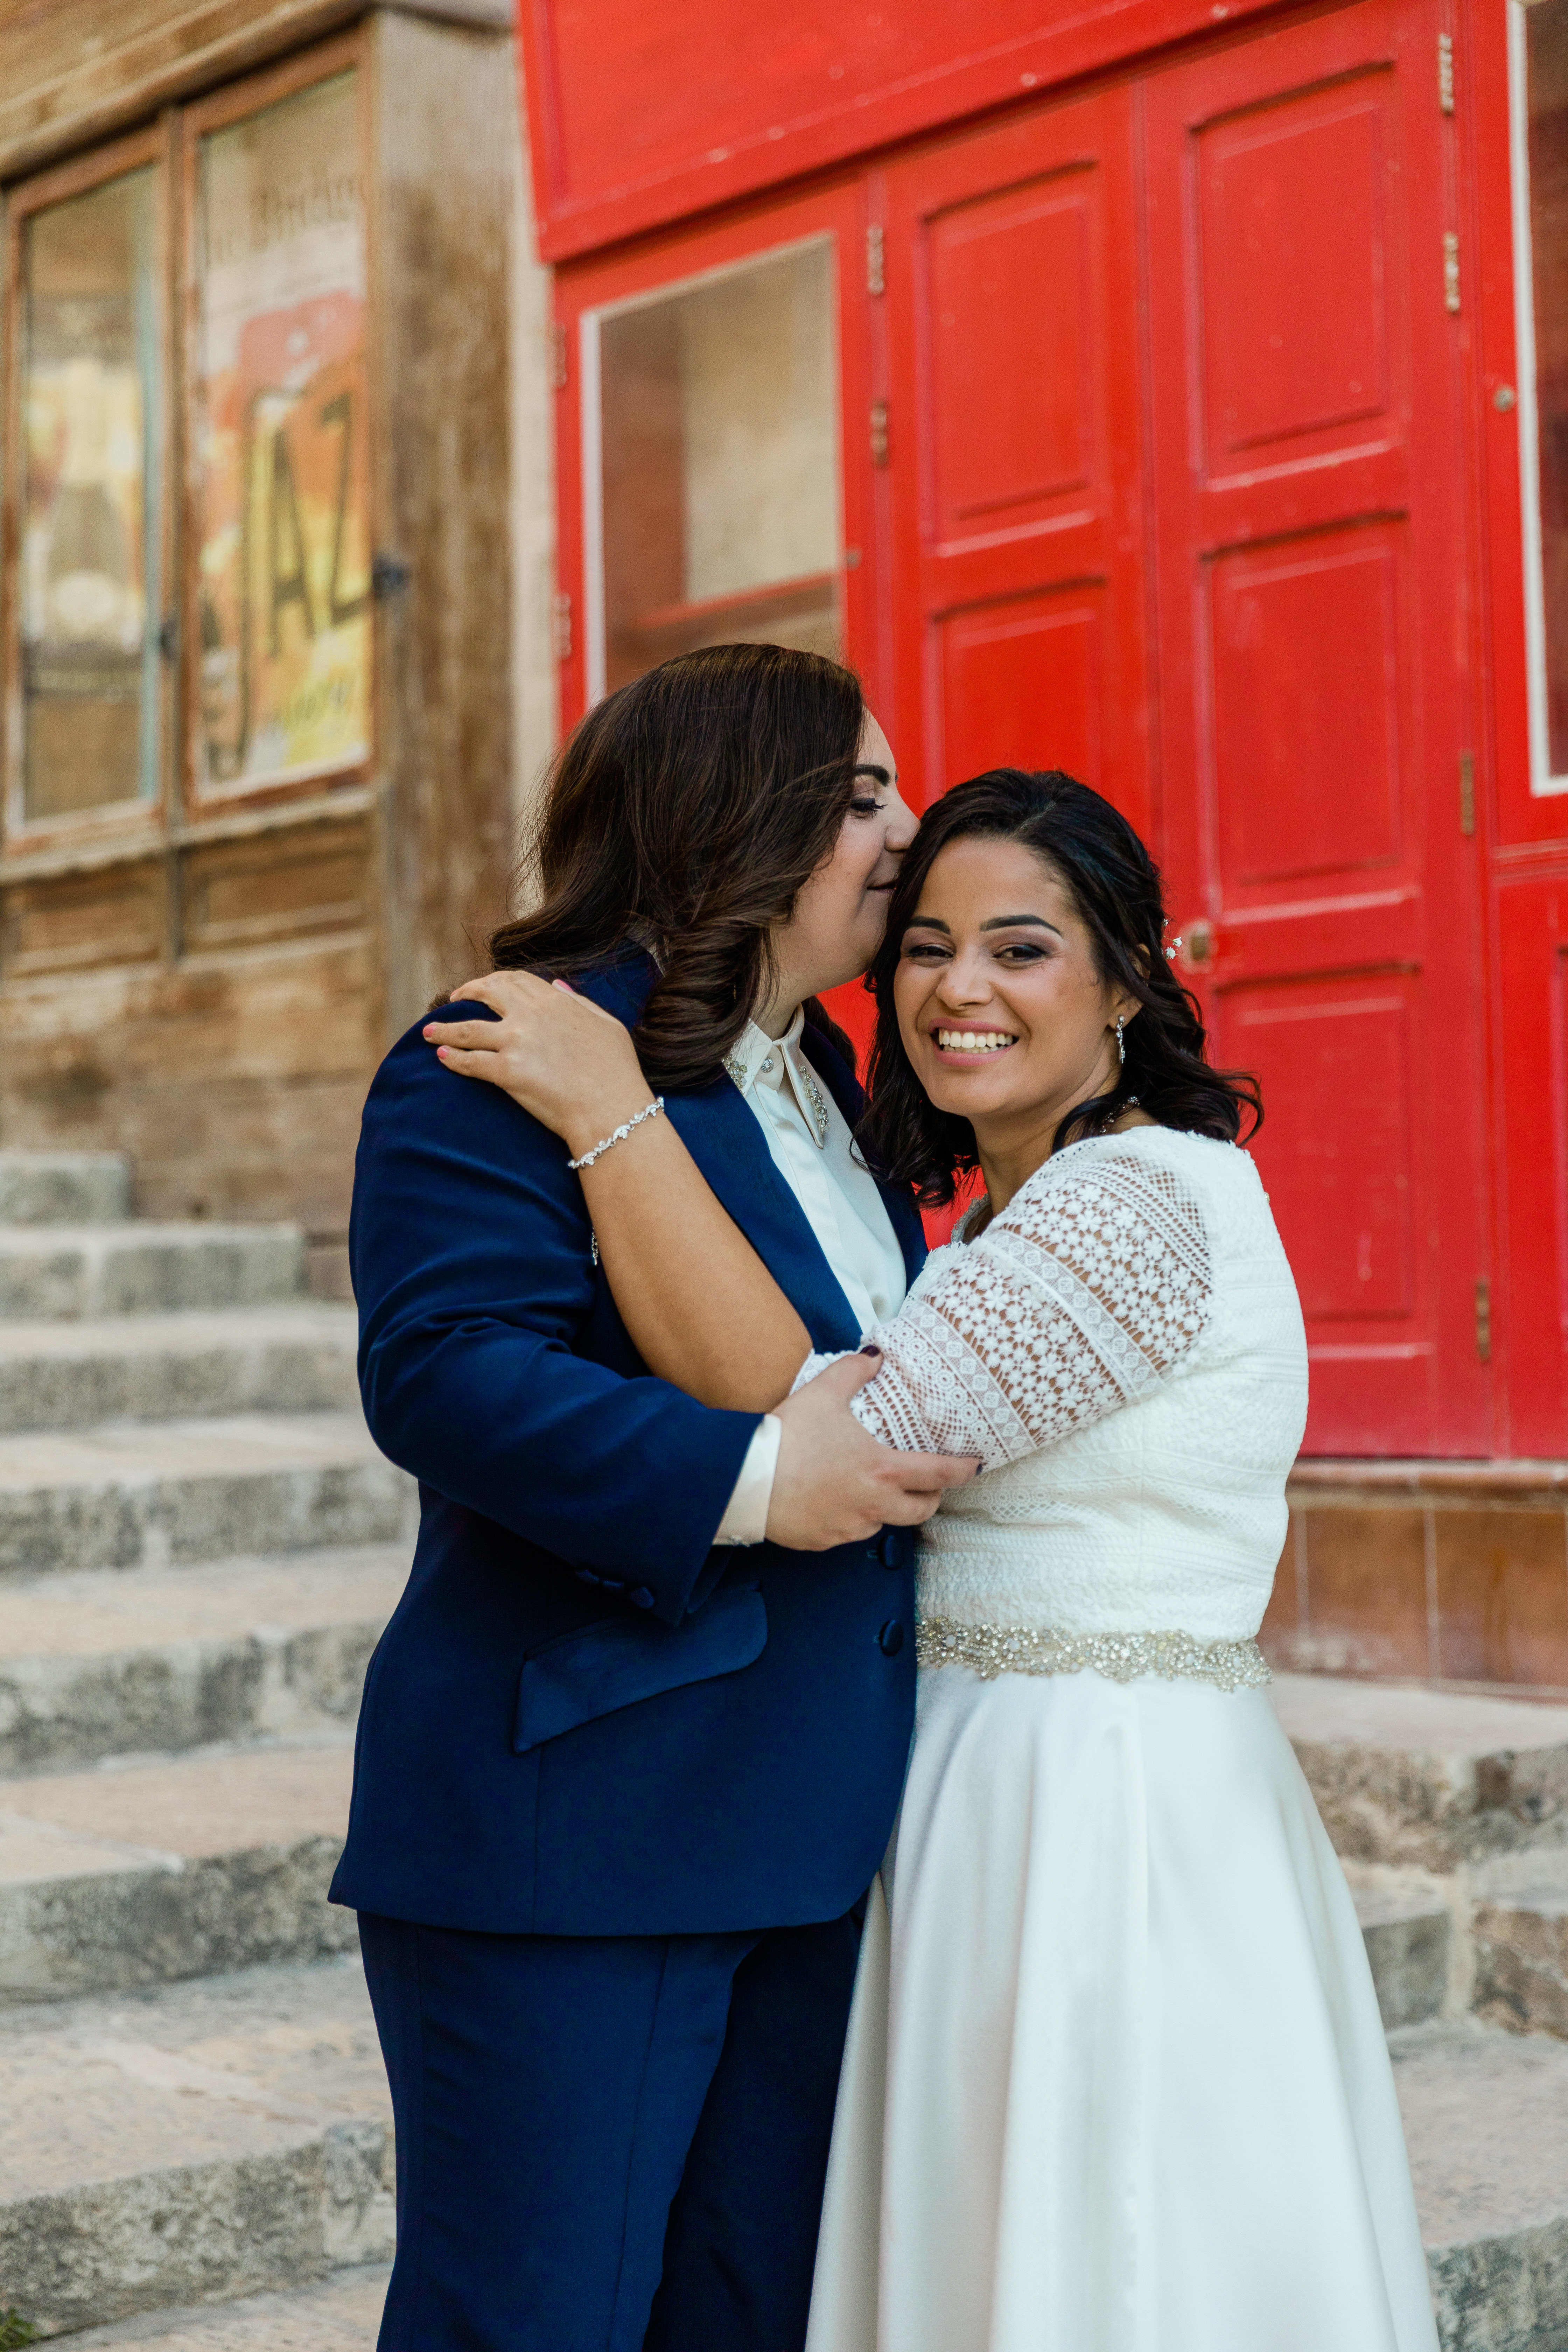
[870, 399, 889, 467]
[1475, 1279, 1492, 1363]
[1443, 231, 1461, 313]
[1459, 749, 1475, 836]
[371, 553, 412, 601]
[1438, 32, 1454, 113]
[553, 590, 573, 662]
[866, 223, 886, 296]
[549, 322, 569, 388]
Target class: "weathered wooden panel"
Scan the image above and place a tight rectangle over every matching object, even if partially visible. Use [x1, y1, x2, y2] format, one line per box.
[0, 0, 507, 183]
[180, 819, 370, 953]
[370, 9, 518, 1031]
[0, 933, 377, 1247]
[0, 859, 168, 977]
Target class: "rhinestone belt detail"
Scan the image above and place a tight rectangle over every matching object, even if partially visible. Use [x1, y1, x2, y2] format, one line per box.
[916, 1618, 1271, 1692]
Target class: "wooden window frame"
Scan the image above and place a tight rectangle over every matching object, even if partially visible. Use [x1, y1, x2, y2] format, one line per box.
[1, 120, 174, 858]
[554, 175, 882, 737]
[177, 29, 374, 821]
[0, 30, 374, 870]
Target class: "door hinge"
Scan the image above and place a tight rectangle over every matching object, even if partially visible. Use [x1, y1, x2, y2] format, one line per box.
[548, 321, 568, 390]
[552, 589, 573, 663]
[1459, 748, 1476, 836]
[870, 398, 889, 467]
[866, 223, 886, 297]
[1475, 1278, 1492, 1363]
[1443, 230, 1461, 313]
[1438, 31, 1455, 114]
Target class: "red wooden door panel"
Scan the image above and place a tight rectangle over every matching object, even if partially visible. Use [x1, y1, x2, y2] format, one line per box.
[1145, 0, 1492, 1454]
[881, 90, 1153, 835]
[1493, 869, 1568, 1456]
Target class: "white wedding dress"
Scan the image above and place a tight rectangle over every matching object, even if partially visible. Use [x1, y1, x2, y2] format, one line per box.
[802, 1125, 1438, 2352]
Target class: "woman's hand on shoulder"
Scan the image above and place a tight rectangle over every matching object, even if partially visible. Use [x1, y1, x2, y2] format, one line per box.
[425, 971, 652, 1158]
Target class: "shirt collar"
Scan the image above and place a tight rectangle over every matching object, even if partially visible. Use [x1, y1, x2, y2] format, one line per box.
[723, 1009, 830, 1148]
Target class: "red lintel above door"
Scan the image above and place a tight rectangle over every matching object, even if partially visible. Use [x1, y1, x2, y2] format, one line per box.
[517, 0, 1288, 262]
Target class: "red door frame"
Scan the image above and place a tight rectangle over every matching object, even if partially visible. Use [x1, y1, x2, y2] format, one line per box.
[1463, 0, 1568, 1455]
[548, 0, 1560, 1460]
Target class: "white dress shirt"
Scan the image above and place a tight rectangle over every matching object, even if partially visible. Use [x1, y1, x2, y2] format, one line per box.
[711, 1008, 909, 1545]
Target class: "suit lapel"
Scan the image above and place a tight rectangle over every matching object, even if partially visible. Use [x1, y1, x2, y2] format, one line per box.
[662, 1083, 864, 1354]
[579, 953, 920, 1344]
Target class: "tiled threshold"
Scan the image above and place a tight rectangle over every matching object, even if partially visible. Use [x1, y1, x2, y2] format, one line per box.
[1263, 1458, 1568, 1696]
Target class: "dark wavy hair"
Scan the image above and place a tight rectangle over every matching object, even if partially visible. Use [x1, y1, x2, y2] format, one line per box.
[858, 768, 1262, 1208]
[488, 644, 863, 1091]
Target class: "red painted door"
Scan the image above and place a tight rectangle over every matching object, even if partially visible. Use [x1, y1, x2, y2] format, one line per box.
[880, 87, 1154, 839]
[1145, 0, 1492, 1455]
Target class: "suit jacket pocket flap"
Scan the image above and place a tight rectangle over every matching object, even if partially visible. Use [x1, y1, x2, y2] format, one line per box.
[511, 1583, 767, 1755]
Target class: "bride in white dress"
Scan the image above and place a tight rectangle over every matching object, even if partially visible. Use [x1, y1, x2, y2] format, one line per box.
[438, 761, 1438, 2352]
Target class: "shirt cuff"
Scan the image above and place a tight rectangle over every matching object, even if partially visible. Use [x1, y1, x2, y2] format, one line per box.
[712, 1414, 782, 1546]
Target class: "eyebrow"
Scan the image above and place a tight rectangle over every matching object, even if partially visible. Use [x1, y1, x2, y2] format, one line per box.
[853, 763, 894, 787]
[903, 912, 1064, 938]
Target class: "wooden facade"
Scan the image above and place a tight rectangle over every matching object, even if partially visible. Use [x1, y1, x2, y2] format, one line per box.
[0, 0, 555, 1288]
[521, 0, 1568, 1687]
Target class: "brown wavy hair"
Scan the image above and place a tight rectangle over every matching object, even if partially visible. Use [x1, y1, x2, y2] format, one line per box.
[488, 643, 864, 1092]
[858, 768, 1262, 1207]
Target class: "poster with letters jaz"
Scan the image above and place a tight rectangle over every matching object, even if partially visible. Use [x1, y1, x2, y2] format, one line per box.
[194, 71, 370, 792]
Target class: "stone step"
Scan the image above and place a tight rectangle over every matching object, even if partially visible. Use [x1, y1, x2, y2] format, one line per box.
[1, 1990, 1562, 2349]
[0, 1737, 356, 2004]
[0, 1956, 391, 2339]
[0, 1223, 304, 1321]
[1471, 1855, 1568, 2043]
[58, 2263, 388, 2349]
[0, 1413, 412, 1581]
[0, 1303, 359, 1435]
[1396, 2021, 1568, 2351]
[0, 1549, 406, 1773]
[1354, 1882, 1454, 2030]
[1272, 1672, 1568, 1871]
[0, 1151, 131, 1226]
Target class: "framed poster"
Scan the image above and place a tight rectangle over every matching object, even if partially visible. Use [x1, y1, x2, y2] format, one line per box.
[190, 63, 370, 798]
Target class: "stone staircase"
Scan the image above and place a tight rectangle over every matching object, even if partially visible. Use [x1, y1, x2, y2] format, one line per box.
[1269, 1673, 1568, 2349]
[0, 1148, 1563, 2346]
[0, 1153, 408, 2346]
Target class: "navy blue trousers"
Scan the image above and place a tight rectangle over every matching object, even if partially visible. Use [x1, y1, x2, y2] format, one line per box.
[358, 1910, 860, 2352]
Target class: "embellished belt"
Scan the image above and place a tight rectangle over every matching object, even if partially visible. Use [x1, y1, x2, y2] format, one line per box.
[916, 1617, 1271, 1693]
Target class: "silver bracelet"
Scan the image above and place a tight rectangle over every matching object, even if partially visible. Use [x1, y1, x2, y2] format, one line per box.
[567, 1096, 665, 1170]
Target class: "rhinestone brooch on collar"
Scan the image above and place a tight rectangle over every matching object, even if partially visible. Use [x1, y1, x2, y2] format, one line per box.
[723, 1045, 831, 1148]
[791, 1053, 831, 1148]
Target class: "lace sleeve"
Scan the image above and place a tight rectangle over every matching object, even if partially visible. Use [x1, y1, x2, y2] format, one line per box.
[841, 1148, 1212, 1466]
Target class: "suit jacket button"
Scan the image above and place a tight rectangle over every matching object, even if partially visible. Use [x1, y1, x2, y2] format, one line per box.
[879, 1531, 905, 1569]
[629, 1586, 656, 1610]
[878, 1618, 905, 1656]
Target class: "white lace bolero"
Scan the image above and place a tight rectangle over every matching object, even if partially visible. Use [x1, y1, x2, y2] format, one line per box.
[799, 1126, 1308, 1647]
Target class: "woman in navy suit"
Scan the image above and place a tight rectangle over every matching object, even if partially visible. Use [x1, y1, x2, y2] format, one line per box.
[335, 646, 974, 2352]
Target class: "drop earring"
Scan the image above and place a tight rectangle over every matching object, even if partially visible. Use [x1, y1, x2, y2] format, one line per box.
[1115, 1017, 1126, 1067]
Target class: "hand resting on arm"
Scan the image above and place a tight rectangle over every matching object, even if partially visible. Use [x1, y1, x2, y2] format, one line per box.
[426, 971, 977, 1550]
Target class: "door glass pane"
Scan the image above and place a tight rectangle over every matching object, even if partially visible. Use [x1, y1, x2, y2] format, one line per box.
[193, 70, 370, 793]
[1520, 0, 1568, 785]
[597, 242, 840, 695]
[19, 167, 160, 822]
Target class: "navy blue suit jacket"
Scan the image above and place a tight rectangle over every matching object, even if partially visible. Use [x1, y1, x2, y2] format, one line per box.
[330, 952, 927, 1937]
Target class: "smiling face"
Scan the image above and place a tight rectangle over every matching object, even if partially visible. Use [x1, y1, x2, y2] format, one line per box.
[761, 709, 916, 1029]
[892, 832, 1140, 1166]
